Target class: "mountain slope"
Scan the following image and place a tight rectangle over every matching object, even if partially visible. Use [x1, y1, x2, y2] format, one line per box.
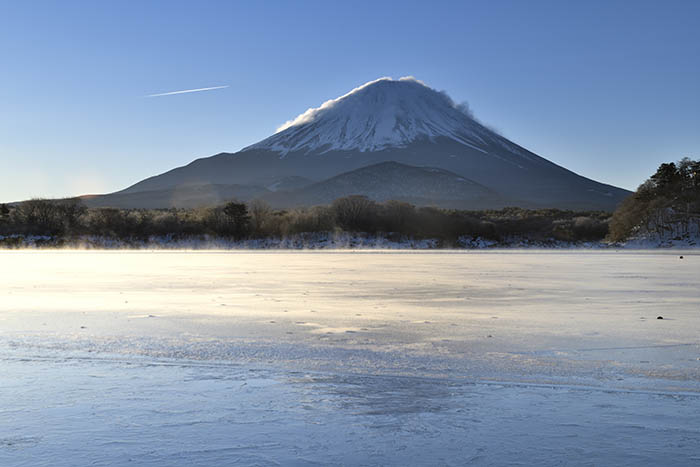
[262, 161, 504, 208]
[105, 77, 630, 210]
[82, 184, 269, 209]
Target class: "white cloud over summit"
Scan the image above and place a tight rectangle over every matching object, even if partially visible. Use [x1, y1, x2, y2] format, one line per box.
[275, 77, 471, 133]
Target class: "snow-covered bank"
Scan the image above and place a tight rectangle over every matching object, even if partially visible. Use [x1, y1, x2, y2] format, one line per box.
[618, 226, 699, 249]
[1, 231, 698, 249]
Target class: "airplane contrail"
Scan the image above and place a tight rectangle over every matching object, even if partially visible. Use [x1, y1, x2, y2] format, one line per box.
[146, 85, 229, 97]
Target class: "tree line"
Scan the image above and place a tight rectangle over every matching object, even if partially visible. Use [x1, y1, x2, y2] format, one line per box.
[4, 158, 695, 247]
[608, 157, 700, 241]
[0, 196, 611, 247]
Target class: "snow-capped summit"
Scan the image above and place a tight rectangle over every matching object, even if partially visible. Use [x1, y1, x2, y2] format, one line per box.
[247, 77, 515, 155]
[92, 77, 631, 211]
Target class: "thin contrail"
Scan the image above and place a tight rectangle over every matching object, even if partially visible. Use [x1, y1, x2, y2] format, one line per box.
[146, 85, 229, 97]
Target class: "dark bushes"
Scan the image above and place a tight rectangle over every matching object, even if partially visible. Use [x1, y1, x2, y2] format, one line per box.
[3, 198, 86, 236]
[332, 196, 378, 232]
[1, 196, 614, 244]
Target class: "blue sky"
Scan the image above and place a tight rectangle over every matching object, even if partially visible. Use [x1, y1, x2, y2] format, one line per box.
[1, 0, 698, 202]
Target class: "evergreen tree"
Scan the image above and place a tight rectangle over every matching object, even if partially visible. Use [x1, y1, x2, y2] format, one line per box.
[609, 157, 700, 241]
[222, 201, 251, 238]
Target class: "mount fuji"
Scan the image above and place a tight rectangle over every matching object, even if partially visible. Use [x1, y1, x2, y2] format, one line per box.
[84, 77, 630, 210]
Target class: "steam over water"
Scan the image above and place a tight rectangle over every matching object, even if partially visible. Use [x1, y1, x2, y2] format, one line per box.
[1, 251, 699, 465]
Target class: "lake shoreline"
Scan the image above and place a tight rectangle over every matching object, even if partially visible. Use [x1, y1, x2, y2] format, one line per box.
[1, 232, 698, 250]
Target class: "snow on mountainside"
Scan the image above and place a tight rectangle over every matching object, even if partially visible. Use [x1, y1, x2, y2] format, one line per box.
[95, 76, 631, 211]
[246, 77, 529, 158]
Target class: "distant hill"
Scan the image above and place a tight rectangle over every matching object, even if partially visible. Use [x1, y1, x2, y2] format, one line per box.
[263, 161, 505, 209]
[265, 176, 314, 192]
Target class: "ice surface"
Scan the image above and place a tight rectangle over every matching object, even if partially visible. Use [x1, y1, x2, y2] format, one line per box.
[2, 353, 699, 467]
[1, 250, 699, 465]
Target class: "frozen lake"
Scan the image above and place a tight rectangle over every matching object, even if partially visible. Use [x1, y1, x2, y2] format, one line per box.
[1, 250, 699, 466]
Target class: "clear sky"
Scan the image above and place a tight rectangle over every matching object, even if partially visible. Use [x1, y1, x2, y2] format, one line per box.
[1, 0, 698, 202]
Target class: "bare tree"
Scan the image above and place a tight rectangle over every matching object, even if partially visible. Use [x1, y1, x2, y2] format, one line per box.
[14, 199, 63, 235]
[249, 199, 272, 236]
[381, 200, 415, 233]
[331, 196, 377, 231]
